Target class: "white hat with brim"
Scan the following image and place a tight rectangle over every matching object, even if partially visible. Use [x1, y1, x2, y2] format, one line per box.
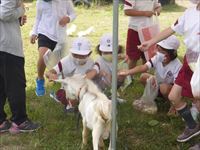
[157, 35, 180, 50]
[69, 37, 91, 55]
[99, 33, 113, 52]
[70, 48, 91, 55]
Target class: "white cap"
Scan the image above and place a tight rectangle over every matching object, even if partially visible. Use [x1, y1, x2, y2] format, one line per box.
[99, 33, 113, 52]
[157, 35, 180, 50]
[70, 37, 91, 55]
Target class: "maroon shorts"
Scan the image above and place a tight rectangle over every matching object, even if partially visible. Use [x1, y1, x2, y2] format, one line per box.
[175, 56, 194, 98]
[126, 28, 145, 60]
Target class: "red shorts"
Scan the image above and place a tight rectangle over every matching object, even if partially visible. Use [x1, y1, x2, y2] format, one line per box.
[175, 56, 194, 98]
[126, 28, 145, 60]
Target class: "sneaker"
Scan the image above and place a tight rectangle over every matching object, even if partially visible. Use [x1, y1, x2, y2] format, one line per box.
[177, 124, 200, 142]
[0, 120, 11, 133]
[50, 91, 60, 103]
[35, 78, 45, 96]
[9, 120, 40, 134]
[189, 143, 200, 150]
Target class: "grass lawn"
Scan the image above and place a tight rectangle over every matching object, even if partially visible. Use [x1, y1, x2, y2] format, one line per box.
[1, 1, 199, 150]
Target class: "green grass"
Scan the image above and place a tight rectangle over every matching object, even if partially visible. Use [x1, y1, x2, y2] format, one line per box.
[1, 2, 199, 150]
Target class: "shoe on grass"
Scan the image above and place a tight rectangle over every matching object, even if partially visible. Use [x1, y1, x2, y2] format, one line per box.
[9, 119, 40, 134]
[35, 78, 45, 96]
[0, 120, 11, 133]
[177, 124, 200, 142]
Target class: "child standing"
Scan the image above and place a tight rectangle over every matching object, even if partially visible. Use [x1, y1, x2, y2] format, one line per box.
[45, 37, 95, 111]
[119, 35, 182, 114]
[139, 0, 200, 143]
[124, 0, 161, 69]
[30, 0, 76, 96]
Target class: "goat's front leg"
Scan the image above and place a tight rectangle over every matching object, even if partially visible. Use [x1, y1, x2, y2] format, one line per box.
[81, 119, 89, 149]
[92, 122, 104, 150]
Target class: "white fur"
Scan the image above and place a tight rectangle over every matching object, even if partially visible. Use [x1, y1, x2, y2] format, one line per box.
[55, 74, 113, 150]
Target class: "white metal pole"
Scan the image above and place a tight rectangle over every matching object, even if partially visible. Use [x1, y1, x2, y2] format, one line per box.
[111, 0, 119, 149]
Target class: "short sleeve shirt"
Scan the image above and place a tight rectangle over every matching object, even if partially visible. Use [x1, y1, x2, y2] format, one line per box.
[146, 55, 182, 84]
[171, 7, 200, 51]
[124, 0, 160, 31]
[53, 54, 94, 77]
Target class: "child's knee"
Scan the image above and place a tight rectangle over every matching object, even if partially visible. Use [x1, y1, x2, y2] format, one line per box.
[160, 84, 171, 96]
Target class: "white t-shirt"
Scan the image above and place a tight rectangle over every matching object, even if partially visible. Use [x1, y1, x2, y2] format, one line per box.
[124, 0, 160, 31]
[53, 54, 94, 77]
[146, 55, 182, 84]
[171, 6, 200, 52]
[32, 0, 76, 41]
[171, 6, 200, 70]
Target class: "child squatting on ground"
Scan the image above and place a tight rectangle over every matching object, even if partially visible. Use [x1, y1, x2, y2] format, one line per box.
[118, 35, 182, 115]
[86, 33, 126, 97]
[45, 37, 97, 112]
[124, 0, 161, 70]
[139, 0, 200, 145]
[30, 0, 76, 96]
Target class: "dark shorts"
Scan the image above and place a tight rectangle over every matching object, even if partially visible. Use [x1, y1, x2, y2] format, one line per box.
[126, 28, 145, 60]
[38, 34, 57, 51]
[175, 56, 193, 98]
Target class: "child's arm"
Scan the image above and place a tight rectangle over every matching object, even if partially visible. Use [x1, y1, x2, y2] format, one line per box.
[154, 1, 162, 15]
[86, 69, 98, 80]
[124, 9, 155, 17]
[30, 1, 42, 44]
[66, 0, 76, 23]
[139, 27, 175, 51]
[59, 0, 76, 27]
[85, 63, 100, 79]
[118, 64, 148, 76]
[0, 0, 25, 21]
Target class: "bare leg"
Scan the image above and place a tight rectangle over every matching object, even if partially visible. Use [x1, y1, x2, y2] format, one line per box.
[168, 84, 185, 109]
[37, 47, 48, 79]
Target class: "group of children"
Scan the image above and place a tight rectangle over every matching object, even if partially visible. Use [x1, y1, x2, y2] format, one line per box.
[30, 0, 200, 147]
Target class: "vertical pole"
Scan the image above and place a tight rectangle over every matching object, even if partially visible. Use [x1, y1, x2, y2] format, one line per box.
[111, 0, 119, 149]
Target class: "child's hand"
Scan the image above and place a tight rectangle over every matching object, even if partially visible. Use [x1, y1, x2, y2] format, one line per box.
[30, 34, 38, 44]
[59, 16, 70, 27]
[154, 6, 162, 16]
[138, 40, 153, 52]
[118, 69, 130, 76]
[144, 11, 155, 17]
[19, 15, 27, 26]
